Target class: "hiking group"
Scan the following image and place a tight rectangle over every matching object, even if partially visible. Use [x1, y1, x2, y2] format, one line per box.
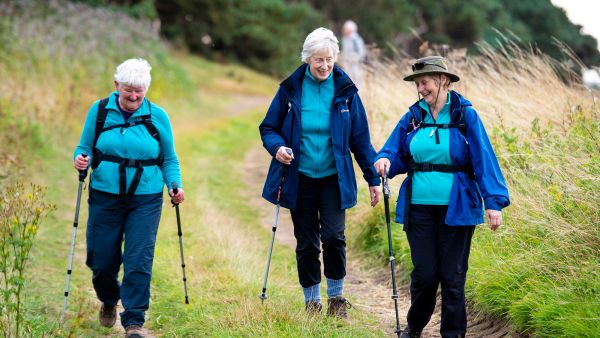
[70, 26, 509, 338]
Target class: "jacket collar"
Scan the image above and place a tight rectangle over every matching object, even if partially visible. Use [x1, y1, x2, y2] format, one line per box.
[280, 64, 357, 106]
[106, 92, 150, 116]
[409, 90, 472, 123]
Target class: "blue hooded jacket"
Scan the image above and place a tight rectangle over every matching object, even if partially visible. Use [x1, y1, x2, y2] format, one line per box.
[259, 64, 380, 210]
[375, 91, 510, 225]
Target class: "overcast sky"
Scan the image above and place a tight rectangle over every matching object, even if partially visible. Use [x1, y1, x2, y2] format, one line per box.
[551, 0, 600, 52]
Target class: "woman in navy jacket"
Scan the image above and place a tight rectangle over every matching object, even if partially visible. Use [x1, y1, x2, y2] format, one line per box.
[374, 56, 509, 338]
[259, 27, 380, 318]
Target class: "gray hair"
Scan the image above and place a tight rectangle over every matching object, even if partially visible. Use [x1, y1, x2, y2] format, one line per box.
[343, 20, 357, 33]
[300, 27, 339, 63]
[114, 58, 152, 90]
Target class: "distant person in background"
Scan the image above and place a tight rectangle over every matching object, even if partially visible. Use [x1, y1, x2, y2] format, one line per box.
[73, 58, 184, 338]
[373, 56, 510, 338]
[259, 27, 381, 319]
[341, 20, 367, 88]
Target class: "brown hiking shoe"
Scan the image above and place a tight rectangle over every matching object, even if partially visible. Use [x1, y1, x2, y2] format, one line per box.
[326, 296, 352, 319]
[98, 303, 117, 328]
[125, 325, 144, 338]
[305, 300, 323, 315]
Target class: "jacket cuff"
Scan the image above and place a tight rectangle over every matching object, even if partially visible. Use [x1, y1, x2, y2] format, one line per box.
[484, 196, 510, 211]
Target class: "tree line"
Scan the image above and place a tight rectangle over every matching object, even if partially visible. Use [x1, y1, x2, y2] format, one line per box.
[76, 0, 600, 76]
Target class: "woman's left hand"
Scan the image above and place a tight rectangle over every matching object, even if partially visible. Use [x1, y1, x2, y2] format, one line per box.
[485, 209, 502, 231]
[369, 186, 381, 207]
[169, 188, 185, 204]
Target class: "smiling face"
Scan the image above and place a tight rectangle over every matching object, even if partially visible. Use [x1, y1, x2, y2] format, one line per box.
[308, 49, 335, 82]
[414, 74, 448, 106]
[114, 81, 147, 112]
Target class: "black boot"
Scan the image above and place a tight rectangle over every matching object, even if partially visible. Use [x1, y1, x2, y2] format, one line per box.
[400, 327, 422, 338]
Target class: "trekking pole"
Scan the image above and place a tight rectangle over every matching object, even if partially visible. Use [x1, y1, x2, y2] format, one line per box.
[259, 148, 292, 304]
[171, 183, 189, 304]
[383, 172, 402, 337]
[61, 154, 88, 321]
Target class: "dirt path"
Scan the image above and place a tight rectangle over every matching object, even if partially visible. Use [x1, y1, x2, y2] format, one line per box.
[243, 147, 517, 338]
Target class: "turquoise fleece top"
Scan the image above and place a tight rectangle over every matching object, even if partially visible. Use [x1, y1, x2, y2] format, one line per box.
[299, 66, 337, 178]
[409, 92, 453, 204]
[74, 92, 182, 194]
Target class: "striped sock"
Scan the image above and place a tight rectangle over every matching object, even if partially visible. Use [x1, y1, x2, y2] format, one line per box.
[326, 278, 344, 298]
[302, 283, 321, 303]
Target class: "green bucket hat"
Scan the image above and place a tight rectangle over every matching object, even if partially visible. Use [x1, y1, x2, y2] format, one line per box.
[403, 55, 460, 82]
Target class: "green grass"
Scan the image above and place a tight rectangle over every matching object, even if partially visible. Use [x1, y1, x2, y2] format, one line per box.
[148, 112, 383, 337]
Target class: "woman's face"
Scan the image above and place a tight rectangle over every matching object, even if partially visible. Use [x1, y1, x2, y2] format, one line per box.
[308, 49, 335, 82]
[114, 81, 146, 112]
[414, 75, 447, 106]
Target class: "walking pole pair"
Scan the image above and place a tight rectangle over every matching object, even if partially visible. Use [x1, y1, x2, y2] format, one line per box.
[61, 154, 88, 321]
[259, 148, 292, 303]
[382, 172, 402, 337]
[171, 182, 190, 304]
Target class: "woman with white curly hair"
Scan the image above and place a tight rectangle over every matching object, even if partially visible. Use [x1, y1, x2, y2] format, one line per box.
[73, 58, 184, 338]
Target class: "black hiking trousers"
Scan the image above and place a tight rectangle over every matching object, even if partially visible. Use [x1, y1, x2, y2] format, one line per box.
[291, 173, 346, 288]
[406, 204, 475, 338]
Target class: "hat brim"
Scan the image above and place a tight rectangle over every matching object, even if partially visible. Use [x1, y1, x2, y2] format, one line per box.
[403, 70, 460, 83]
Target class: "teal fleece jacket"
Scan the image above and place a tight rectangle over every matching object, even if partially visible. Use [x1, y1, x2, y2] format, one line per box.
[299, 67, 337, 178]
[74, 92, 182, 194]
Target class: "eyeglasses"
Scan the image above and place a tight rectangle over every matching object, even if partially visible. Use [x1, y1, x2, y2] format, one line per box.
[312, 57, 334, 66]
[412, 62, 447, 71]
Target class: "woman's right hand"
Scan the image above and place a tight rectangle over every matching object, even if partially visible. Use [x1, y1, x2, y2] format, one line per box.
[74, 154, 90, 171]
[373, 158, 390, 177]
[275, 146, 294, 165]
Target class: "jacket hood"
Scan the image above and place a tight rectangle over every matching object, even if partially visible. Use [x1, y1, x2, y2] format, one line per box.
[280, 64, 357, 103]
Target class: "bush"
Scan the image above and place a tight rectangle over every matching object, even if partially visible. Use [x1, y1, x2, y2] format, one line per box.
[0, 183, 55, 337]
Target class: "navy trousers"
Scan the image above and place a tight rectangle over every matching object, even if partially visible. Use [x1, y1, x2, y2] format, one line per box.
[406, 204, 475, 338]
[291, 174, 346, 288]
[86, 189, 163, 327]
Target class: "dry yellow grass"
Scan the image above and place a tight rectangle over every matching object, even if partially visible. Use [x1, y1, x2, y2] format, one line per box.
[361, 43, 594, 149]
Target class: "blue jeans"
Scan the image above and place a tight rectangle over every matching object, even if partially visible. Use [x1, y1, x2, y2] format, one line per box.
[86, 189, 163, 328]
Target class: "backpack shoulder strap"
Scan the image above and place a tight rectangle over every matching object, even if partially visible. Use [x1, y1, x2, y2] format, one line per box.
[458, 105, 467, 137]
[141, 101, 160, 144]
[93, 97, 110, 149]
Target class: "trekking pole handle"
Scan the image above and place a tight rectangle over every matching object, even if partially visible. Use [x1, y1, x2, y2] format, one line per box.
[171, 182, 179, 206]
[382, 170, 390, 198]
[78, 154, 89, 182]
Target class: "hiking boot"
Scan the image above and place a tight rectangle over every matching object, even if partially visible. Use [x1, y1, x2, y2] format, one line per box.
[305, 300, 323, 315]
[98, 303, 117, 328]
[400, 327, 422, 338]
[326, 296, 352, 319]
[125, 325, 144, 338]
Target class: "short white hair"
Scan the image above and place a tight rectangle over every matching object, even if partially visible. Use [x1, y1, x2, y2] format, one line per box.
[343, 20, 357, 33]
[300, 27, 339, 63]
[114, 58, 152, 90]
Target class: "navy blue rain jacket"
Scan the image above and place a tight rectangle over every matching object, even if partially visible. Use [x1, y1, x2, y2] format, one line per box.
[375, 90, 510, 225]
[259, 64, 380, 210]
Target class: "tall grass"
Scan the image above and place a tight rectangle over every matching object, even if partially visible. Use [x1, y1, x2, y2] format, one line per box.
[0, 0, 191, 182]
[354, 42, 600, 336]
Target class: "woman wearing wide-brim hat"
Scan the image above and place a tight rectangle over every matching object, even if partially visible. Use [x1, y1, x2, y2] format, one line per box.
[373, 56, 510, 338]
